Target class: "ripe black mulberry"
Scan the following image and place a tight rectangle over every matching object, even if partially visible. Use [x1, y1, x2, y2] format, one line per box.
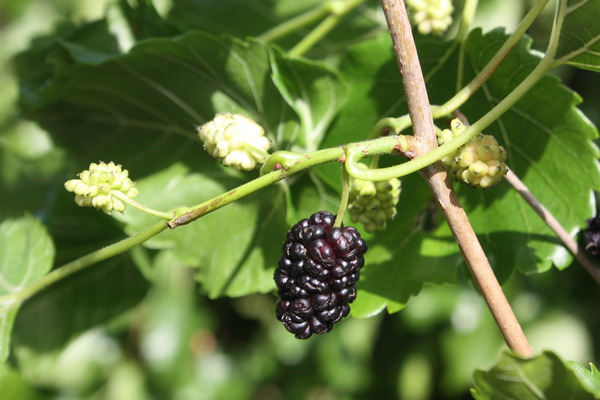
[583, 215, 600, 259]
[274, 211, 367, 339]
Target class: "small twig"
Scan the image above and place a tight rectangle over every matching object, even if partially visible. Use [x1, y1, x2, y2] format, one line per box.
[505, 169, 600, 284]
[334, 167, 351, 227]
[288, 0, 367, 57]
[381, 0, 533, 356]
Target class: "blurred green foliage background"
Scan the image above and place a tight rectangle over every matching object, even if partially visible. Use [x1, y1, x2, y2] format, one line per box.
[0, 0, 599, 399]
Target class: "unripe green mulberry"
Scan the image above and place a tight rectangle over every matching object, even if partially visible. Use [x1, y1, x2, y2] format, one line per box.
[64, 161, 139, 214]
[436, 119, 508, 188]
[198, 113, 271, 171]
[348, 164, 401, 233]
[406, 0, 454, 36]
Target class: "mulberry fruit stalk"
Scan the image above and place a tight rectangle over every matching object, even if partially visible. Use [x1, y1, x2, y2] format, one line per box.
[64, 161, 139, 214]
[437, 119, 508, 188]
[274, 211, 368, 339]
[198, 113, 271, 171]
[348, 164, 401, 233]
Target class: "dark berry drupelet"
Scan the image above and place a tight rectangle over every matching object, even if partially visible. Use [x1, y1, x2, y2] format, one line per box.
[274, 211, 367, 339]
[583, 215, 600, 259]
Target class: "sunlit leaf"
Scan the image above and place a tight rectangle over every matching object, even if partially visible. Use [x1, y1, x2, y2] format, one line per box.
[319, 29, 600, 316]
[0, 216, 54, 363]
[471, 350, 599, 399]
[566, 361, 600, 396]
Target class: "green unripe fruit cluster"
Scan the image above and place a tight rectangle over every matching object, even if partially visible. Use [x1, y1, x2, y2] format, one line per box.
[64, 161, 139, 214]
[437, 119, 508, 188]
[348, 165, 401, 233]
[406, 0, 454, 36]
[198, 113, 271, 171]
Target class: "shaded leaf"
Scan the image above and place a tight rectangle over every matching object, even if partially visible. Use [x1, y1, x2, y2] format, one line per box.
[16, 27, 344, 174]
[12, 255, 148, 352]
[165, 0, 385, 57]
[471, 350, 599, 399]
[271, 52, 347, 151]
[555, 0, 600, 72]
[351, 173, 463, 317]
[117, 0, 180, 40]
[17, 30, 286, 175]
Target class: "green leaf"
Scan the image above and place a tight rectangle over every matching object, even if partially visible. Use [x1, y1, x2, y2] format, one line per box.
[319, 29, 600, 316]
[16, 28, 344, 173]
[16, 26, 346, 297]
[460, 29, 600, 276]
[166, 0, 310, 38]
[271, 52, 347, 151]
[165, 0, 384, 57]
[0, 216, 54, 363]
[12, 255, 148, 352]
[351, 173, 463, 317]
[0, 217, 55, 297]
[555, 0, 600, 71]
[0, 367, 50, 400]
[113, 163, 289, 298]
[471, 350, 599, 399]
[117, 0, 180, 40]
[566, 361, 600, 396]
[0, 310, 18, 365]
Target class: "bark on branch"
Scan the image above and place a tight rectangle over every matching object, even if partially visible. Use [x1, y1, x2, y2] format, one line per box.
[381, 0, 533, 357]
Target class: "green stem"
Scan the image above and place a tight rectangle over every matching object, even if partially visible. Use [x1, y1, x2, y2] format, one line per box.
[419, 0, 475, 92]
[344, 0, 550, 182]
[367, 116, 411, 140]
[260, 151, 301, 175]
[334, 167, 351, 227]
[454, 0, 478, 92]
[258, 4, 330, 42]
[456, 0, 478, 43]
[432, 0, 551, 119]
[346, 52, 555, 182]
[168, 170, 287, 228]
[289, 0, 367, 57]
[367, 115, 412, 169]
[0, 219, 168, 314]
[111, 191, 173, 220]
[174, 133, 415, 229]
[243, 142, 271, 162]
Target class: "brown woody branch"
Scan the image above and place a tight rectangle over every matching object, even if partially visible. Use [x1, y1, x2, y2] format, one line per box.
[505, 170, 600, 284]
[380, 0, 533, 357]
